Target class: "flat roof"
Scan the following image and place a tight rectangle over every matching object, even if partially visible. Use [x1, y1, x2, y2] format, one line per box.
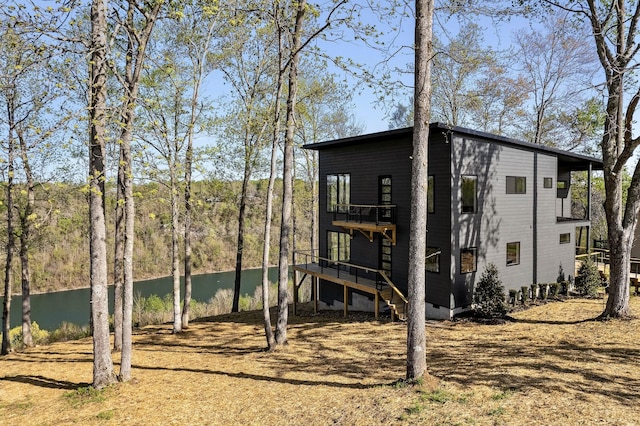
[303, 122, 604, 170]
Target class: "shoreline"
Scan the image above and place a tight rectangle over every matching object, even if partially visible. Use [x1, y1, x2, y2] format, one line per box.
[3, 265, 278, 298]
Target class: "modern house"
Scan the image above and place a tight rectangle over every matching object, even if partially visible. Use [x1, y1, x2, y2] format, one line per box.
[293, 123, 604, 320]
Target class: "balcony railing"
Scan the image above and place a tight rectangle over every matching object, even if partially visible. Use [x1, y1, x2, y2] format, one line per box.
[333, 204, 397, 225]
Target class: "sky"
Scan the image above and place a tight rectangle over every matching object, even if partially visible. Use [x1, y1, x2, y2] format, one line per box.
[333, 8, 535, 134]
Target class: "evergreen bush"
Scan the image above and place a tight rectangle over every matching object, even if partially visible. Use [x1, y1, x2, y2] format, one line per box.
[473, 263, 507, 318]
[574, 257, 600, 297]
[521, 286, 530, 304]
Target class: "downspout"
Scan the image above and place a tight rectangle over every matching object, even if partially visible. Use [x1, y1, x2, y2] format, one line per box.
[533, 153, 538, 285]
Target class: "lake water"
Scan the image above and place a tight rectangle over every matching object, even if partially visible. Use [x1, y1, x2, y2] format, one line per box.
[0, 267, 279, 331]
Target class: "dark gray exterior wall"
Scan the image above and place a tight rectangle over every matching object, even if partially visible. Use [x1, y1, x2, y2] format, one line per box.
[310, 123, 603, 316]
[317, 135, 413, 304]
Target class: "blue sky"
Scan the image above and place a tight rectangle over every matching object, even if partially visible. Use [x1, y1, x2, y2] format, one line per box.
[336, 9, 534, 133]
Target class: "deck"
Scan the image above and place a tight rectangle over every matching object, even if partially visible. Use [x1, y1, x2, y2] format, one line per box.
[292, 254, 407, 320]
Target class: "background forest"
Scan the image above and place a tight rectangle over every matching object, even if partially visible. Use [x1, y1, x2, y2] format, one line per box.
[0, 178, 314, 293]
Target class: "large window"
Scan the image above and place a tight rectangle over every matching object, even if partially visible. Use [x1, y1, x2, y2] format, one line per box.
[506, 176, 526, 194]
[328, 231, 350, 263]
[426, 247, 440, 273]
[460, 247, 477, 273]
[506, 242, 520, 266]
[461, 175, 477, 213]
[327, 173, 350, 212]
[427, 175, 434, 213]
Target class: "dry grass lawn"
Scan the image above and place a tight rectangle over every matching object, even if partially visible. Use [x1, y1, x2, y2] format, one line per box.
[1, 297, 640, 425]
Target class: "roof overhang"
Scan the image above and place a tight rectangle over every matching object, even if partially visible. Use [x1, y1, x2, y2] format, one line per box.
[303, 122, 604, 171]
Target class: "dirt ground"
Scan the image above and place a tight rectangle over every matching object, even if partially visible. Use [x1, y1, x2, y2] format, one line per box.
[1, 297, 639, 425]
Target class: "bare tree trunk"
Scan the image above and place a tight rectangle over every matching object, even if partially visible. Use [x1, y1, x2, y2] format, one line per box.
[89, 0, 115, 389]
[171, 169, 182, 333]
[275, 0, 306, 345]
[260, 3, 286, 351]
[407, 0, 434, 381]
[233, 168, 251, 313]
[19, 228, 31, 347]
[17, 130, 34, 347]
[120, 129, 134, 379]
[113, 152, 124, 352]
[1, 131, 15, 355]
[182, 140, 193, 328]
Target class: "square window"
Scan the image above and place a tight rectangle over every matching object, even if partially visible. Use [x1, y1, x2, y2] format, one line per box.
[460, 247, 477, 273]
[559, 233, 571, 244]
[543, 177, 553, 188]
[426, 247, 440, 273]
[461, 176, 477, 213]
[506, 176, 526, 194]
[557, 181, 567, 189]
[506, 242, 520, 266]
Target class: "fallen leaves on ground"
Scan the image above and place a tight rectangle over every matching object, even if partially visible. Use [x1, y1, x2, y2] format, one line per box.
[1, 297, 639, 425]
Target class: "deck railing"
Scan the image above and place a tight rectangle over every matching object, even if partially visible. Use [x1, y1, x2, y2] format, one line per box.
[333, 204, 397, 225]
[293, 249, 390, 288]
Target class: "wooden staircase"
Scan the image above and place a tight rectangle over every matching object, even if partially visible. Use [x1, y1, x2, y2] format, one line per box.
[379, 285, 407, 321]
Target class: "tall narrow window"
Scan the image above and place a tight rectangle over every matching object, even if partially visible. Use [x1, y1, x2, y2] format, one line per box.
[328, 231, 350, 263]
[506, 176, 526, 194]
[427, 175, 434, 213]
[461, 175, 477, 213]
[460, 247, 477, 273]
[506, 242, 520, 266]
[380, 238, 392, 278]
[327, 173, 350, 212]
[379, 175, 392, 221]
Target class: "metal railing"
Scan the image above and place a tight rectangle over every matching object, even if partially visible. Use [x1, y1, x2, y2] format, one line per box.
[333, 204, 397, 225]
[293, 249, 393, 289]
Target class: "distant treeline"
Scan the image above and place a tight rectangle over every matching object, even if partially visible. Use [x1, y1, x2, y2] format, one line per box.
[0, 178, 314, 294]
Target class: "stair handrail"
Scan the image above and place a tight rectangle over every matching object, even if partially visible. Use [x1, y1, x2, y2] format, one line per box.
[378, 271, 408, 304]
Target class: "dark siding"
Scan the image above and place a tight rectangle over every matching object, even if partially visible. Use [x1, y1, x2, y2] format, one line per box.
[318, 135, 413, 302]
[425, 131, 453, 307]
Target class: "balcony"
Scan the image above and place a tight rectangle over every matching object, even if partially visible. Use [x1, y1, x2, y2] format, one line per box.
[332, 204, 397, 245]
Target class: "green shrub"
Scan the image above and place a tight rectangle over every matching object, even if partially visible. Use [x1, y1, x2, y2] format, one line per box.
[530, 283, 538, 300]
[575, 257, 600, 297]
[7, 322, 50, 349]
[508, 289, 517, 306]
[549, 282, 559, 296]
[521, 286, 529, 304]
[48, 322, 91, 344]
[539, 283, 549, 300]
[473, 263, 507, 318]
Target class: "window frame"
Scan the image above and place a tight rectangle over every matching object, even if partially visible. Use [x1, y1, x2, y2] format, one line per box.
[427, 175, 435, 214]
[326, 173, 350, 213]
[559, 233, 571, 244]
[506, 242, 520, 266]
[327, 230, 350, 264]
[426, 247, 440, 273]
[506, 176, 526, 194]
[460, 247, 477, 274]
[543, 177, 553, 189]
[461, 175, 478, 214]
